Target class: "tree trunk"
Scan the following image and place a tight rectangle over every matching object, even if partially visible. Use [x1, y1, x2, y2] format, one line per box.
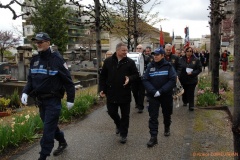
[133, 0, 138, 50]
[233, 1, 240, 159]
[210, 0, 220, 95]
[95, 0, 102, 93]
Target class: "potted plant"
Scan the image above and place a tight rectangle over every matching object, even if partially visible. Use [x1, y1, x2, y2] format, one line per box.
[0, 97, 11, 117]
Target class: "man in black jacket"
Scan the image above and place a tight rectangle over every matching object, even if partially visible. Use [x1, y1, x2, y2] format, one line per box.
[142, 47, 176, 147]
[99, 42, 139, 144]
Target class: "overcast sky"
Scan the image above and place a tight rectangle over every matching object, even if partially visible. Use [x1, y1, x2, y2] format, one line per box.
[148, 0, 211, 38]
[0, 0, 210, 38]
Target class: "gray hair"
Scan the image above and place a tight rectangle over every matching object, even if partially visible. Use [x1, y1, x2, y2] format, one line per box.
[116, 42, 127, 51]
[165, 43, 172, 48]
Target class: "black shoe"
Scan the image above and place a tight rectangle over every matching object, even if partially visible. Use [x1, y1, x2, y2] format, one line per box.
[183, 103, 187, 107]
[53, 142, 68, 156]
[147, 137, 158, 147]
[116, 128, 120, 134]
[138, 109, 143, 113]
[38, 155, 47, 160]
[164, 127, 170, 136]
[120, 136, 127, 144]
[189, 107, 194, 111]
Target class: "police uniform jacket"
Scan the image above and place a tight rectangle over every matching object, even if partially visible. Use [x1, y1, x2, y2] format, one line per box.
[22, 48, 75, 103]
[179, 55, 202, 85]
[165, 53, 182, 76]
[99, 52, 139, 103]
[142, 58, 177, 97]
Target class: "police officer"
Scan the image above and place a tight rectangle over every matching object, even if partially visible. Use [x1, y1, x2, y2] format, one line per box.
[142, 47, 176, 147]
[21, 32, 75, 160]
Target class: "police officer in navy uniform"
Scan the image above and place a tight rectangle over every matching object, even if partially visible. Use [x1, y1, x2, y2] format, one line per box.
[21, 32, 75, 160]
[142, 47, 176, 147]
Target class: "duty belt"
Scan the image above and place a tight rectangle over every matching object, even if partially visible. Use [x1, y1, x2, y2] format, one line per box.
[37, 93, 58, 99]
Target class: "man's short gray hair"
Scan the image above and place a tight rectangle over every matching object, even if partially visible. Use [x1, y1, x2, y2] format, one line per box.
[116, 42, 127, 51]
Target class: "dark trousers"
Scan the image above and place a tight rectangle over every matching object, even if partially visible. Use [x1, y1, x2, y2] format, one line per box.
[39, 98, 65, 157]
[182, 83, 197, 108]
[107, 102, 130, 137]
[131, 79, 145, 110]
[148, 95, 173, 137]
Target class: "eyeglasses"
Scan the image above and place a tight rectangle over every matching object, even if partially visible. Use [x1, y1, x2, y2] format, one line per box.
[136, 48, 142, 49]
[186, 50, 192, 52]
[35, 41, 46, 44]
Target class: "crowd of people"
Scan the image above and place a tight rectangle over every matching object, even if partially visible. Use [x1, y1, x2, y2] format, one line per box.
[99, 43, 205, 147]
[20, 32, 230, 159]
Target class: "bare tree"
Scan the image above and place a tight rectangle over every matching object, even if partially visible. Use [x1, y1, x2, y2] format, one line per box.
[232, 0, 240, 159]
[208, 0, 229, 95]
[0, 30, 21, 62]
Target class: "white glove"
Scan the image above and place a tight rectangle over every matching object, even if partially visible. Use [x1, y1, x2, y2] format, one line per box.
[21, 93, 28, 105]
[67, 102, 74, 110]
[154, 91, 160, 97]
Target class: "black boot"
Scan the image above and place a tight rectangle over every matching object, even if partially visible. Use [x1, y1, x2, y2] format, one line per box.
[120, 136, 127, 144]
[147, 137, 158, 147]
[189, 106, 194, 111]
[38, 155, 47, 160]
[53, 142, 68, 156]
[164, 126, 170, 136]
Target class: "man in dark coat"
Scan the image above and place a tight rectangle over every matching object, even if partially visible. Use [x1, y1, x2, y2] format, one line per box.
[21, 32, 75, 160]
[164, 43, 182, 76]
[99, 42, 139, 144]
[142, 47, 177, 147]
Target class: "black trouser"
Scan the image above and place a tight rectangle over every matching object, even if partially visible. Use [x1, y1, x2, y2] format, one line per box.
[148, 95, 173, 137]
[107, 102, 130, 137]
[39, 98, 66, 157]
[182, 83, 197, 108]
[131, 79, 145, 110]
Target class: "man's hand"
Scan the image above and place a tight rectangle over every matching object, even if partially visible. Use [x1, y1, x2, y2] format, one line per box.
[123, 76, 129, 86]
[67, 102, 74, 110]
[99, 91, 106, 98]
[21, 93, 28, 105]
[154, 91, 160, 97]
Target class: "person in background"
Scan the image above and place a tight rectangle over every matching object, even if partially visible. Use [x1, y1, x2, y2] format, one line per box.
[21, 32, 75, 160]
[220, 50, 230, 72]
[200, 50, 207, 71]
[99, 42, 139, 144]
[175, 49, 181, 57]
[181, 50, 185, 57]
[164, 44, 182, 77]
[105, 50, 113, 58]
[131, 44, 148, 113]
[145, 46, 154, 63]
[179, 47, 202, 111]
[142, 47, 176, 147]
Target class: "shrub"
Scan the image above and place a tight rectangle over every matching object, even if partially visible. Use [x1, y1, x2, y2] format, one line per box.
[9, 89, 21, 109]
[0, 97, 11, 112]
[197, 90, 217, 107]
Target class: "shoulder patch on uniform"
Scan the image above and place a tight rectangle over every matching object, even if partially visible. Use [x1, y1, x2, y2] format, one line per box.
[34, 61, 39, 66]
[63, 62, 68, 69]
[150, 67, 155, 72]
